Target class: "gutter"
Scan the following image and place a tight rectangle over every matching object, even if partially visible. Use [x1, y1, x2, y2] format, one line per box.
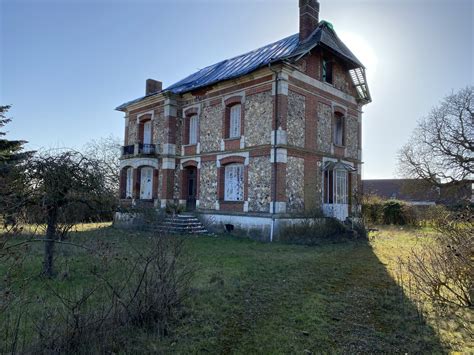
[268, 62, 279, 242]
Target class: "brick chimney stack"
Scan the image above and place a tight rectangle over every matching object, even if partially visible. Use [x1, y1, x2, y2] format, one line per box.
[146, 79, 162, 95]
[299, 0, 320, 42]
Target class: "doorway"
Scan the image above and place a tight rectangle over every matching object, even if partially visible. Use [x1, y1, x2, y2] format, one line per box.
[185, 167, 197, 211]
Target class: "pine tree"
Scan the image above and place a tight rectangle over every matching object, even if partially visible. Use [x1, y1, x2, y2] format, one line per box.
[0, 105, 33, 228]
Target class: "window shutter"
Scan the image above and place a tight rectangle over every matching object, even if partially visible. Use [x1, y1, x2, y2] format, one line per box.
[189, 115, 198, 144]
[224, 164, 244, 201]
[230, 105, 241, 138]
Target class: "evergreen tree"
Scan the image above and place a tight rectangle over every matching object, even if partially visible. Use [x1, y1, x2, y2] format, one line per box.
[0, 106, 33, 228]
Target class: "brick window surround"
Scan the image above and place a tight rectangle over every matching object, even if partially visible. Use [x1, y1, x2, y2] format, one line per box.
[223, 96, 245, 139]
[217, 156, 248, 212]
[332, 107, 346, 147]
[183, 107, 199, 146]
[137, 113, 153, 144]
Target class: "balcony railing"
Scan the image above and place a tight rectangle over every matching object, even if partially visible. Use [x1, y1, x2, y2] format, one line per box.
[122, 143, 157, 157]
[122, 145, 135, 156]
[138, 143, 156, 155]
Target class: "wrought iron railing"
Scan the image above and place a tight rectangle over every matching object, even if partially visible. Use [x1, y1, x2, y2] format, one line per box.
[138, 143, 156, 155]
[122, 145, 134, 156]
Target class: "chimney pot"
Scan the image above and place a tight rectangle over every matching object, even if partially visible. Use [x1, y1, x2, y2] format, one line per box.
[299, 0, 320, 42]
[146, 79, 162, 95]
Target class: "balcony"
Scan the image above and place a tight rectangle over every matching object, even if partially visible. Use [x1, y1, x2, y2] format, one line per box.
[138, 143, 156, 155]
[122, 143, 157, 158]
[122, 145, 135, 156]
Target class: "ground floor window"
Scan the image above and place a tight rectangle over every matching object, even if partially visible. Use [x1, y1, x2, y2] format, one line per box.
[224, 164, 244, 201]
[140, 167, 153, 200]
[125, 167, 133, 198]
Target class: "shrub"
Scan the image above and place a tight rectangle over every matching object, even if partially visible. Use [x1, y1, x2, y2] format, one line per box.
[361, 194, 384, 225]
[280, 217, 360, 245]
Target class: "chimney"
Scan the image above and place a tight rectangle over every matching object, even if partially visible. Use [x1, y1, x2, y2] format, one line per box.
[146, 79, 162, 95]
[299, 0, 320, 41]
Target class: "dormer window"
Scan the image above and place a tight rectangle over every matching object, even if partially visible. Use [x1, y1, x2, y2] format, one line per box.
[322, 58, 333, 84]
[334, 113, 345, 146]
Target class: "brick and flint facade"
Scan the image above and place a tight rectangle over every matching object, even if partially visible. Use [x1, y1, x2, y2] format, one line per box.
[116, 0, 371, 239]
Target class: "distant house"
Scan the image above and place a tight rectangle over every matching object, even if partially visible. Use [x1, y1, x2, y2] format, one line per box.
[116, 0, 371, 239]
[362, 179, 473, 206]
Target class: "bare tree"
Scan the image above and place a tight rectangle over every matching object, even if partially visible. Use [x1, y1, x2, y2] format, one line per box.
[83, 135, 121, 194]
[25, 150, 116, 277]
[398, 86, 473, 186]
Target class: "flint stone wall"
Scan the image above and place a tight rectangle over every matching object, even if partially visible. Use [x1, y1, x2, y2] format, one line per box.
[287, 156, 305, 213]
[317, 102, 332, 153]
[248, 156, 271, 212]
[345, 115, 359, 160]
[200, 104, 223, 152]
[199, 161, 218, 210]
[152, 110, 166, 153]
[245, 91, 273, 146]
[287, 91, 306, 148]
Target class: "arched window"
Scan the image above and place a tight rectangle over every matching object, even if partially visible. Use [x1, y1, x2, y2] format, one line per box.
[189, 115, 198, 144]
[224, 163, 244, 201]
[229, 104, 241, 139]
[125, 167, 133, 198]
[140, 167, 154, 200]
[333, 113, 345, 146]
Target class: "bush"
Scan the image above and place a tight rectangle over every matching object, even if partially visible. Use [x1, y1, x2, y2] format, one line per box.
[280, 217, 363, 245]
[361, 194, 384, 225]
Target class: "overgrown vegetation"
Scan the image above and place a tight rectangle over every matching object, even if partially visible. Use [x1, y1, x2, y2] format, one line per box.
[3, 225, 472, 352]
[1, 228, 194, 353]
[279, 217, 363, 245]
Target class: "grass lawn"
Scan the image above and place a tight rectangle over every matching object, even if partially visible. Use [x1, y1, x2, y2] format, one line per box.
[2, 224, 471, 353]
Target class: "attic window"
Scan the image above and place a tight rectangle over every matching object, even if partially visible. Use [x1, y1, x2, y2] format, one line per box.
[322, 59, 333, 84]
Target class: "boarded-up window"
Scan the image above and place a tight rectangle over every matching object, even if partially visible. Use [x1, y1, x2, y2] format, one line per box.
[224, 164, 244, 201]
[229, 104, 241, 138]
[189, 115, 198, 145]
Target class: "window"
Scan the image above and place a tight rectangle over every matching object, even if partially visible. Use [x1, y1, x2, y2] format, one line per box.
[334, 114, 344, 146]
[322, 59, 333, 84]
[189, 115, 198, 145]
[229, 104, 241, 139]
[125, 168, 133, 198]
[324, 168, 348, 205]
[224, 164, 244, 201]
[140, 167, 153, 200]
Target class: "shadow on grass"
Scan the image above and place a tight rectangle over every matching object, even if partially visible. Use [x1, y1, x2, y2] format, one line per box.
[2, 227, 447, 353]
[171, 237, 446, 353]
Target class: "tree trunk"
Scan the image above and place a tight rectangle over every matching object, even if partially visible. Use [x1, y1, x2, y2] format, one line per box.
[43, 207, 57, 277]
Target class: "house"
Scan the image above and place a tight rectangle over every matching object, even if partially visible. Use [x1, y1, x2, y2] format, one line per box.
[115, 0, 371, 239]
[362, 179, 440, 206]
[363, 179, 474, 206]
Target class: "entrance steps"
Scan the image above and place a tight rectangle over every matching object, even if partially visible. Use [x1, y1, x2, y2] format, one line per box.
[153, 213, 209, 235]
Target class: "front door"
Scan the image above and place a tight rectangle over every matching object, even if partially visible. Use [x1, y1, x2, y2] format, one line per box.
[140, 167, 153, 200]
[186, 167, 197, 210]
[323, 168, 349, 221]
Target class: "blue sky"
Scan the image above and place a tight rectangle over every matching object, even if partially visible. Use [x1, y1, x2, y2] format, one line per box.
[1, 0, 473, 178]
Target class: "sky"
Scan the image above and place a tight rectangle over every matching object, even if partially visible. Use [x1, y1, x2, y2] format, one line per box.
[1, 0, 473, 179]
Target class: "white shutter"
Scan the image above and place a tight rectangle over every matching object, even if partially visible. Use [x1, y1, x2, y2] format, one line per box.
[229, 105, 241, 138]
[143, 121, 152, 145]
[224, 164, 244, 201]
[189, 115, 198, 144]
[126, 168, 133, 198]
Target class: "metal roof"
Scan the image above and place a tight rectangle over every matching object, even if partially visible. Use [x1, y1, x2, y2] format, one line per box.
[116, 21, 369, 111]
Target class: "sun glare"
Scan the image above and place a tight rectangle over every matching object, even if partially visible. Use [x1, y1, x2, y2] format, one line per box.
[339, 31, 378, 85]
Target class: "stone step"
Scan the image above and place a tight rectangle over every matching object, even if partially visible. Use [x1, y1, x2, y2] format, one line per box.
[152, 213, 210, 235]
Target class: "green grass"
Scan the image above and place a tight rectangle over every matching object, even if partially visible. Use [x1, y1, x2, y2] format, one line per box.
[2, 224, 470, 352]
